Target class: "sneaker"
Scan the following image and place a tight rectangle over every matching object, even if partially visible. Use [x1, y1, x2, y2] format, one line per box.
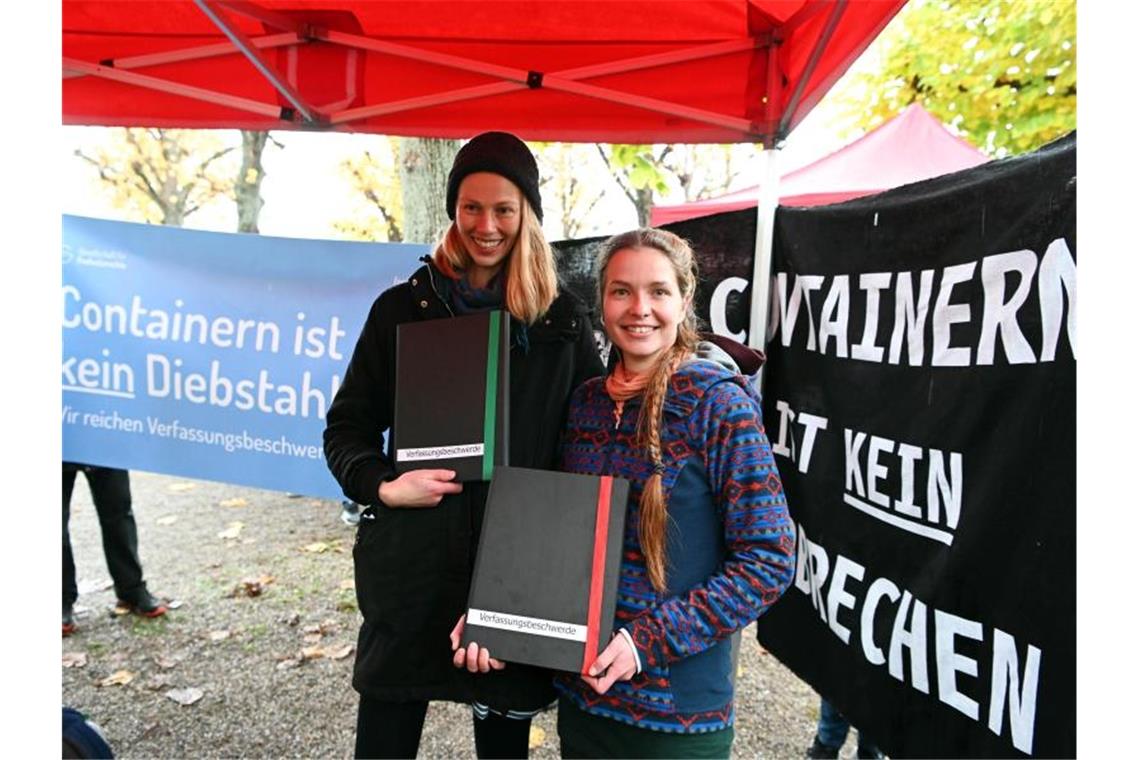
[116, 591, 167, 618]
[340, 501, 362, 527]
[63, 606, 77, 637]
[807, 737, 840, 760]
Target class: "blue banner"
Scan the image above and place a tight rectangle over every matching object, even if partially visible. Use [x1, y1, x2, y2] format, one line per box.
[62, 215, 429, 499]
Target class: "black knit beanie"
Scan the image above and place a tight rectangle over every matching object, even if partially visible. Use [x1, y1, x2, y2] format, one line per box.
[446, 131, 543, 222]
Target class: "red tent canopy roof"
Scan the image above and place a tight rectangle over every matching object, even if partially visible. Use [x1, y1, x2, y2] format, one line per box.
[651, 103, 989, 223]
[63, 0, 905, 143]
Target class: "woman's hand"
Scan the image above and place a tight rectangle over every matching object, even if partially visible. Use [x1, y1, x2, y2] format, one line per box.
[582, 634, 637, 694]
[449, 614, 506, 673]
[378, 469, 463, 508]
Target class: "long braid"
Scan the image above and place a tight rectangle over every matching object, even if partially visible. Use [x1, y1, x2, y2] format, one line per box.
[635, 344, 684, 591]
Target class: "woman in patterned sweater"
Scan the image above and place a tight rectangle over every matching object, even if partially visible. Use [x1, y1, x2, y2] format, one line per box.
[555, 228, 796, 758]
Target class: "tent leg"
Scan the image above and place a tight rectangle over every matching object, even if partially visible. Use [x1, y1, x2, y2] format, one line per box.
[748, 142, 781, 388]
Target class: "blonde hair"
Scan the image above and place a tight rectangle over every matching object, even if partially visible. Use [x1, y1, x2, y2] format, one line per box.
[596, 228, 700, 592]
[432, 197, 558, 325]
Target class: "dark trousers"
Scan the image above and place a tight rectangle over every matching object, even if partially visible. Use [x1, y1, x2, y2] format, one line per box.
[354, 696, 532, 759]
[62, 464, 146, 608]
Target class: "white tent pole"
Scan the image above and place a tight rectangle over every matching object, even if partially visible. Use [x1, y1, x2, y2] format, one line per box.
[747, 141, 781, 390]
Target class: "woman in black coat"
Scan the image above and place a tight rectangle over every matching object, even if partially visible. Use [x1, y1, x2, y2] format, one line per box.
[324, 131, 604, 759]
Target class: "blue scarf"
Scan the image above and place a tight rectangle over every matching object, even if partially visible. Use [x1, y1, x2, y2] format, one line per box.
[446, 270, 530, 353]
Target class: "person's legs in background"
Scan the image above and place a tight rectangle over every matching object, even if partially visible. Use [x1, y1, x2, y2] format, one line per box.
[83, 466, 166, 615]
[62, 464, 79, 636]
[808, 697, 850, 758]
[808, 696, 884, 759]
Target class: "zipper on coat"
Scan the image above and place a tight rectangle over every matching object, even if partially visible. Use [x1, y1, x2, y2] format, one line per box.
[423, 263, 456, 318]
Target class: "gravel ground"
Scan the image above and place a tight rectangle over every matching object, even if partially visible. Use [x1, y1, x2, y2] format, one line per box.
[62, 471, 846, 759]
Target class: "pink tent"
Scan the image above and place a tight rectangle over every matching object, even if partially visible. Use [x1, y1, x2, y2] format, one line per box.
[651, 103, 988, 225]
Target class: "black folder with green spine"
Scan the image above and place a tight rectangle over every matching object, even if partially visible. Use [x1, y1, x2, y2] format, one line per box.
[462, 466, 630, 674]
[393, 310, 509, 482]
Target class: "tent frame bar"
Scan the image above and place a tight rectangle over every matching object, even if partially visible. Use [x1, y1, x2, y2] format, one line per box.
[61, 33, 300, 80]
[194, 0, 320, 123]
[62, 57, 286, 118]
[318, 29, 767, 135]
[777, 0, 847, 138]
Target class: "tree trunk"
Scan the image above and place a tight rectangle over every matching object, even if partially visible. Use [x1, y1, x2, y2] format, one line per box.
[634, 186, 653, 227]
[236, 131, 269, 233]
[397, 137, 461, 243]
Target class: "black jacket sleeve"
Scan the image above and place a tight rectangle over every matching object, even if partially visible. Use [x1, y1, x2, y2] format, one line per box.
[323, 289, 401, 506]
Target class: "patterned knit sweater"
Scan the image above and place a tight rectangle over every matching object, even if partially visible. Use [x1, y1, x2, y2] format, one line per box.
[556, 359, 795, 733]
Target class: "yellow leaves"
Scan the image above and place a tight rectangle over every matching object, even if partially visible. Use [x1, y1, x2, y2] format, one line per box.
[528, 726, 546, 749]
[219, 497, 248, 508]
[218, 522, 244, 540]
[301, 539, 347, 555]
[74, 127, 239, 226]
[62, 652, 88, 668]
[98, 670, 135, 687]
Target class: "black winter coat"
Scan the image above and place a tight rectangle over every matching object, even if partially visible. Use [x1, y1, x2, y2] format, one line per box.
[324, 259, 604, 710]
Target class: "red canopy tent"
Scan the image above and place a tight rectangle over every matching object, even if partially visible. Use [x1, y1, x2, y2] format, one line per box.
[652, 103, 988, 224]
[62, 0, 907, 349]
[63, 0, 904, 145]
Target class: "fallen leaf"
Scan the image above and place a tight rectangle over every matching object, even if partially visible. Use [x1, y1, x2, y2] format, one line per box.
[302, 541, 329, 554]
[303, 633, 323, 645]
[276, 658, 302, 670]
[156, 515, 178, 526]
[153, 654, 177, 670]
[283, 613, 301, 627]
[62, 652, 88, 668]
[231, 574, 276, 598]
[320, 618, 339, 634]
[168, 482, 196, 492]
[529, 725, 546, 749]
[78, 578, 113, 594]
[302, 624, 321, 635]
[207, 630, 231, 642]
[219, 497, 248, 508]
[326, 644, 354, 661]
[142, 675, 175, 691]
[165, 687, 204, 706]
[300, 645, 324, 660]
[338, 579, 355, 591]
[98, 670, 135, 687]
[217, 522, 244, 540]
[166, 599, 185, 610]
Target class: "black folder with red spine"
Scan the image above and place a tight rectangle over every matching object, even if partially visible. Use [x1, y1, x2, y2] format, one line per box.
[462, 465, 630, 674]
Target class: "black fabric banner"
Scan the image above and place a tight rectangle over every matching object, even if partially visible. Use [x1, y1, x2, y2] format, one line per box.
[553, 134, 1075, 757]
[754, 135, 1075, 758]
